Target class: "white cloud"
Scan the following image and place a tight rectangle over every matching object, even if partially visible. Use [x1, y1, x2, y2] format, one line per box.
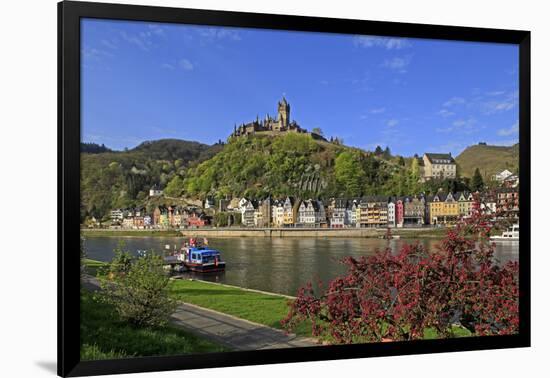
[387, 119, 399, 127]
[497, 121, 519, 137]
[118, 25, 166, 52]
[370, 107, 386, 114]
[179, 59, 194, 71]
[437, 109, 455, 117]
[443, 97, 466, 107]
[486, 90, 505, 96]
[436, 118, 478, 134]
[161, 63, 175, 70]
[383, 57, 410, 73]
[198, 27, 241, 41]
[354, 36, 411, 50]
[482, 93, 518, 114]
[147, 24, 165, 36]
[120, 30, 151, 51]
[81, 46, 113, 61]
[101, 39, 117, 50]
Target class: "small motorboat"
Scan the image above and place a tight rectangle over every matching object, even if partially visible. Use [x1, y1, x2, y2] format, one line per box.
[182, 246, 226, 273]
[490, 224, 519, 241]
[164, 238, 226, 273]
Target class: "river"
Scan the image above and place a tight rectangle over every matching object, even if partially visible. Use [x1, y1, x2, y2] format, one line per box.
[83, 236, 519, 296]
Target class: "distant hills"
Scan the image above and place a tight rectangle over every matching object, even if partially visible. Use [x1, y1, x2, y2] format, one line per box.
[455, 143, 519, 179]
[80, 139, 222, 220]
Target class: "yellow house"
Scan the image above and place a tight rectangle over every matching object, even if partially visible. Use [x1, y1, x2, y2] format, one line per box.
[429, 192, 459, 225]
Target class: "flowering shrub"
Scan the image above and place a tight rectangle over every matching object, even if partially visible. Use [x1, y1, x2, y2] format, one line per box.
[281, 200, 519, 343]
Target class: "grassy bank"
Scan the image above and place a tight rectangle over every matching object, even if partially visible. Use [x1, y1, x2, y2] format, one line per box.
[81, 229, 181, 238]
[167, 279, 309, 333]
[82, 258, 106, 276]
[80, 289, 228, 360]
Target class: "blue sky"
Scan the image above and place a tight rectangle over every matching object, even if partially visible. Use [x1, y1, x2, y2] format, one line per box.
[81, 18, 519, 156]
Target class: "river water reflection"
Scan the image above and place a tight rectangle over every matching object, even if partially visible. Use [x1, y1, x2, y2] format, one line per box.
[84, 236, 519, 296]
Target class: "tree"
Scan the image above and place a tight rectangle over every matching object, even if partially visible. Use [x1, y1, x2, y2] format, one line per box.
[408, 157, 421, 194]
[99, 250, 177, 327]
[108, 240, 133, 277]
[471, 168, 484, 192]
[282, 202, 519, 343]
[382, 146, 392, 160]
[374, 145, 383, 156]
[164, 175, 185, 197]
[312, 127, 324, 136]
[398, 156, 405, 166]
[334, 151, 366, 197]
[214, 212, 230, 227]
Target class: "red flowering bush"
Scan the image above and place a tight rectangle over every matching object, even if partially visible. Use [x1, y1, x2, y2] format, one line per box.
[281, 200, 519, 343]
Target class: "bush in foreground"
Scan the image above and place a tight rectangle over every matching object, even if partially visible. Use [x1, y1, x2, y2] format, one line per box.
[99, 251, 177, 327]
[281, 201, 519, 343]
[81, 290, 226, 359]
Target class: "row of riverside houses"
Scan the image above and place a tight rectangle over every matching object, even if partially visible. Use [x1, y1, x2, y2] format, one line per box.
[109, 205, 211, 229]
[233, 187, 519, 229]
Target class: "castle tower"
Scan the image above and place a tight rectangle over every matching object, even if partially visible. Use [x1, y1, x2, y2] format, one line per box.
[277, 97, 290, 131]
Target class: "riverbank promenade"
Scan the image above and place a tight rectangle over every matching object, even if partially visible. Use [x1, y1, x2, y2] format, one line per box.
[82, 226, 447, 239]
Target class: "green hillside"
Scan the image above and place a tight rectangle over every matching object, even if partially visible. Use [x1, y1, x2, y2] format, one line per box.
[455, 143, 519, 179]
[80, 139, 222, 221]
[183, 133, 400, 200]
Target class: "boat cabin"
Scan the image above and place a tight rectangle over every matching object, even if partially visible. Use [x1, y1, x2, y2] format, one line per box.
[187, 247, 222, 264]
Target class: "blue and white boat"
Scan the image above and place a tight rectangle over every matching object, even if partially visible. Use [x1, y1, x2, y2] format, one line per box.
[182, 246, 226, 273]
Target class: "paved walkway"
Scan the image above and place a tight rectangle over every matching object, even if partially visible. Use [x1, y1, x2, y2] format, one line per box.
[82, 276, 318, 351]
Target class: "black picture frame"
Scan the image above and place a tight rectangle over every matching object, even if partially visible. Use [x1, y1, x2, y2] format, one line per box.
[58, 1, 531, 376]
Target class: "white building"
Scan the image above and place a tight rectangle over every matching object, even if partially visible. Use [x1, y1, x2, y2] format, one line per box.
[387, 200, 396, 227]
[493, 169, 514, 182]
[329, 199, 347, 228]
[298, 199, 317, 227]
[149, 185, 163, 197]
[110, 209, 123, 223]
[346, 201, 358, 226]
[144, 215, 152, 227]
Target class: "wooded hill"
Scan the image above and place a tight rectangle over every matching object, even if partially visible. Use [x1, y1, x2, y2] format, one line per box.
[80, 139, 222, 220]
[181, 133, 412, 200]
[456, 143, 519, 179]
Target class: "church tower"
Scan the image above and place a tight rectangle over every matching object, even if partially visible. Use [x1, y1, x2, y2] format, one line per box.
[277, 97, 290, 130]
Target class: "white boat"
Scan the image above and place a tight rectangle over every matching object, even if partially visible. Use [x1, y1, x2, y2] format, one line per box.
[490, 224, 519, 241]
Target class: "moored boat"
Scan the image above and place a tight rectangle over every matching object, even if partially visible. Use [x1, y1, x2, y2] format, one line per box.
[183, 246, 226, 272]
[490, 224, 519, 241]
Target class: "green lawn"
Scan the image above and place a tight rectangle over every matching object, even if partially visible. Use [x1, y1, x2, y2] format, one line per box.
[167, 280, 307, 332]
[82, 258, 107, 276]
[80, 289, 228, 360]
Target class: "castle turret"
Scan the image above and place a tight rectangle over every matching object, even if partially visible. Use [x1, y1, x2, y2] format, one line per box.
[277, 96, 290, 130]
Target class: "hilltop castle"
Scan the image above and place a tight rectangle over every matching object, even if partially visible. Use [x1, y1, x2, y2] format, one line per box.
[231, 97, 307, 137]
